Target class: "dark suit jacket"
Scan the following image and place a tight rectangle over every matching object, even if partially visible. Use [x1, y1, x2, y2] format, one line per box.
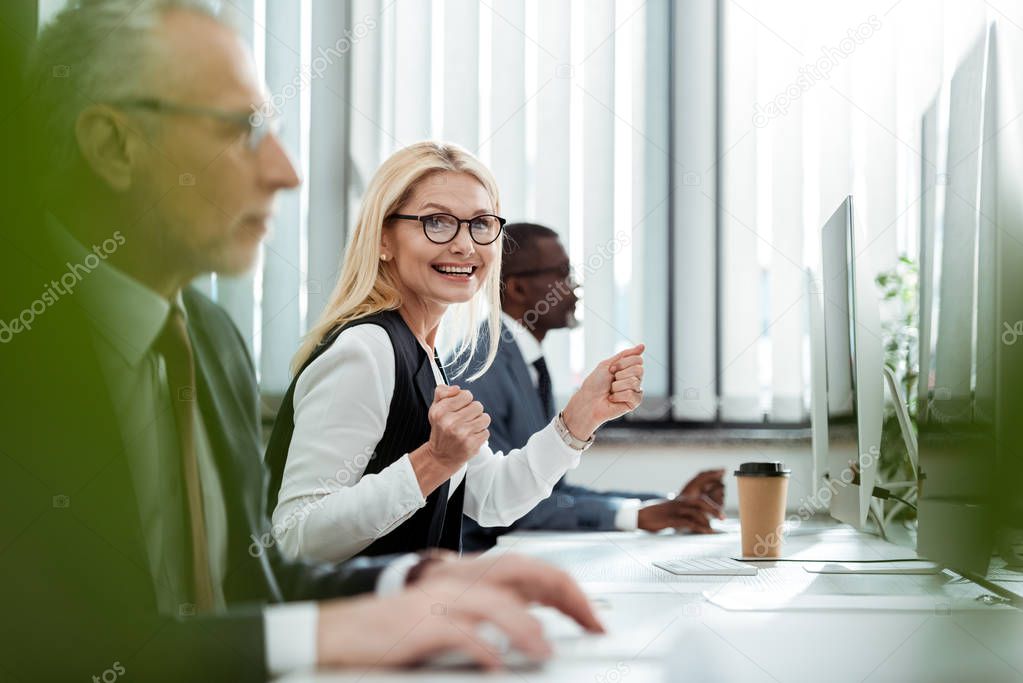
[0, 227, 395, 682]
[458, 323, 660, 551]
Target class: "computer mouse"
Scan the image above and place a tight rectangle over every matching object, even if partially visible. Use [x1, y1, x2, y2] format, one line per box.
[421, 621, 545, 671]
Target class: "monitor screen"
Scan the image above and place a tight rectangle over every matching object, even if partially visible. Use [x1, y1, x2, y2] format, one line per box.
[917, 23, 1001, 576]
[820, 196, 882, 528]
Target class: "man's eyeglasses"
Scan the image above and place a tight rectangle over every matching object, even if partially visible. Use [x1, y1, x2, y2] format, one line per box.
[388, 213, 506, 246]
[504, 263, 579, 287]
[107, 97, 282, 152]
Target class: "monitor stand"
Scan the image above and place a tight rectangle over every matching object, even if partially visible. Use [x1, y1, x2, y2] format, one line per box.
[998, 528, 1023, 566]
[882, 365, 918, 471]
[871, 366, 920, 536]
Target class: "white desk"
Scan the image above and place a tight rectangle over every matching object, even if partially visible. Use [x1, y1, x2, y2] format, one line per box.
[280, 519, 1023, 683]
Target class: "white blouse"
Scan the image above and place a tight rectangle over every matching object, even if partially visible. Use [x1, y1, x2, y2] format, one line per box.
[272, 324, 584, 563]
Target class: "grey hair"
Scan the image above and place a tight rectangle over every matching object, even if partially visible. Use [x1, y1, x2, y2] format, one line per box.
[25, 0, 224, 184]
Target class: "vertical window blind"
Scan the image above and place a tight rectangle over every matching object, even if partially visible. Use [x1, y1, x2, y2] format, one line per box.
[33, 0, 994, 424]
[207, 0, 681, 419]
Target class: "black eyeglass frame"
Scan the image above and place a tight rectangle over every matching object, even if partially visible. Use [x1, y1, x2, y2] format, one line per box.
[503, 263, 577, 283]
[388, 212, 507, 245]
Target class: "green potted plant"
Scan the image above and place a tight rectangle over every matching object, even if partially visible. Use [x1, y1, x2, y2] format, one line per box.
[876, 255, 919, 521]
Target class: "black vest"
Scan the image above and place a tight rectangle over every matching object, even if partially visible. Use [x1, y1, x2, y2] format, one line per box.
[265, 310, 464, 557]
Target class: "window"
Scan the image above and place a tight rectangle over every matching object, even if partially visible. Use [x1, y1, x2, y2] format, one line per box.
[196, 0, 950, 425]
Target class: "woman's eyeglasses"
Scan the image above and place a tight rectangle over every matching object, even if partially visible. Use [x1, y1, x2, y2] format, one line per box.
[388, 212, 506, 245]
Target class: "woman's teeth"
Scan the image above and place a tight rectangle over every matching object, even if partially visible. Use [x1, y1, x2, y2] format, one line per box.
[433, 265, 476, 276]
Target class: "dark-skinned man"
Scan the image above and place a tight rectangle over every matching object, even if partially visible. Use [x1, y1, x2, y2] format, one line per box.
[458, 222, 726, 551]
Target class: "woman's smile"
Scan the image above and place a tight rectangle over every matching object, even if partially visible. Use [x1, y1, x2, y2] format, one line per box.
[431, 261, 481, 282]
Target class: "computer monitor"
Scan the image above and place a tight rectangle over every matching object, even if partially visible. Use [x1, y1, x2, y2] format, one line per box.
[991, 23, 1023, 560]
[807, 268, 828, 498]
[916, 23, 999, 575]
[818, 196, 884, 529]
[926, 28, 989, 426]
[917, 94, 943, 423]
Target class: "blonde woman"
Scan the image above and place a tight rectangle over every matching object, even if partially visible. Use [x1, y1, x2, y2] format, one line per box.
[265, 142, 645, 563]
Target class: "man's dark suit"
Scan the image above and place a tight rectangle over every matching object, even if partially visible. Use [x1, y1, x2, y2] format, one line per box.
[459, 323, 661, 551]
[0, 227, 394, 682]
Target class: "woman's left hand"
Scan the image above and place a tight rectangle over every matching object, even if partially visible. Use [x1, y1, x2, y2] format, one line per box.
[561, 344, 645, 441]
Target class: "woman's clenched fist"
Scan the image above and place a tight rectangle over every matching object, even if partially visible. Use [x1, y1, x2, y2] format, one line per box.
[427, 384, 491, 468]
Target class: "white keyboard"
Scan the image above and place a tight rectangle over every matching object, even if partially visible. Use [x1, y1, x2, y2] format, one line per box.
[653, 557, 758, 576]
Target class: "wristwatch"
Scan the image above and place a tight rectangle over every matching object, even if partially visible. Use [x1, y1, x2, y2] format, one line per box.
[555, 411, 595, 451]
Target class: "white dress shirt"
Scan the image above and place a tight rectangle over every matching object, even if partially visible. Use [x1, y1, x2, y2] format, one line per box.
[500, 312, 544, 386]
[273, 322, 587, 563]
[45, 218, 408, 677]
[500, 313, 642, 531]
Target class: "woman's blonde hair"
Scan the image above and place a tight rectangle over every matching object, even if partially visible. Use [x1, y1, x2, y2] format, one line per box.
[292, 141, 502, 379]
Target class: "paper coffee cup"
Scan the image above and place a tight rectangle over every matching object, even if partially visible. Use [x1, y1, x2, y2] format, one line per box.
[735, 462, 791, 558]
